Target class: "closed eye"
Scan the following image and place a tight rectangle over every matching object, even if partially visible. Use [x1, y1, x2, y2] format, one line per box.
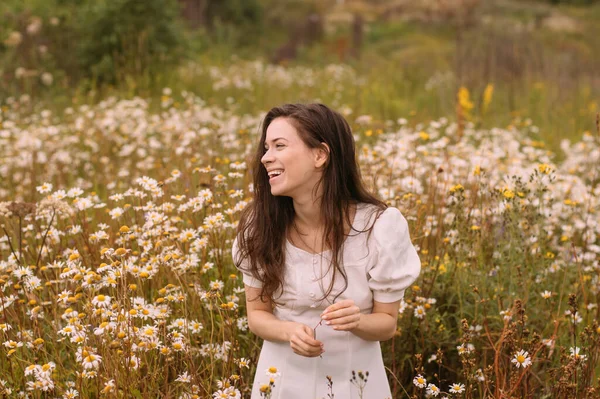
[264, 144, 285, 151]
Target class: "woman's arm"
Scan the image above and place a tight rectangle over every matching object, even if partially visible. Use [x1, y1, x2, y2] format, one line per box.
[244, 285, 294, 342]
[245, 285, 324, 357]
[320, 299, 399, 341]
[351, 300, 399, 341]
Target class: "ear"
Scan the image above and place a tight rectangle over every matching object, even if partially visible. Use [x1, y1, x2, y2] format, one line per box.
[314, 142, 330, 168]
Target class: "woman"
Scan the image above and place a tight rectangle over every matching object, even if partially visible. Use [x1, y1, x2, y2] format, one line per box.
[232, 103, 421, 398]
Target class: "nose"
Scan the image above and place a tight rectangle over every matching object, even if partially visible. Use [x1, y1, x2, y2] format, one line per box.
[261, 148, 274, 166]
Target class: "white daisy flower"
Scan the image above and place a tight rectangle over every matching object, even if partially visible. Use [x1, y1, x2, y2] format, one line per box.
[265, 366, 281, 378]
[449, 382, 465, 393]
[426, 383, 440, 396]
[511, 349, 532, 368]
[413, 374, 427, 388]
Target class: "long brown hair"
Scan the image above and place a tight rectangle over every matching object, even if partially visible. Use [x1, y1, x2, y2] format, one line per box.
[235, 103, 386, 302]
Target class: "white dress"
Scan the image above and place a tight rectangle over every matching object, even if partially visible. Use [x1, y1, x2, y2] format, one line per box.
[233, 203, 421, 399]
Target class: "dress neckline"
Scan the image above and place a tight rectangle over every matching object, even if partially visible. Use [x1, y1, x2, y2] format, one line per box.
[286, 203, 364, 256]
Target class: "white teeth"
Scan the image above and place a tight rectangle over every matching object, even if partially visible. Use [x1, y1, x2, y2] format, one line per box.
[268, 170, 283, 177]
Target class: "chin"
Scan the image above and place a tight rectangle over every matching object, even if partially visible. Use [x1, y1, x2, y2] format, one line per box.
[269, 184, 293, 197]
[270, 188, 287, 197]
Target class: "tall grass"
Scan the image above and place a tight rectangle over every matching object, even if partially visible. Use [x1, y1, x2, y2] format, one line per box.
[0, 78, 599, 396]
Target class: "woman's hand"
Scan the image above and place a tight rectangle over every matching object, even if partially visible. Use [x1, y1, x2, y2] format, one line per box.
[321, 299, 361, 331]
[289, 322, 324, 357]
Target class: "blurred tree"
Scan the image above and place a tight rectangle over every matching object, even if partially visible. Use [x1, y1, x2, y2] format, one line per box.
[78, 0, 185, 85]
[261, 0, 326, 63]
[547, 0, 599, 4]
[177, 0, 263, 47]
[178, 0, 263, 29]
[177, 0, 208, 29]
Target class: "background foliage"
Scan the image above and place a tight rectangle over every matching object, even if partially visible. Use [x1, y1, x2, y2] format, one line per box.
[0, 2, 599, 397]
[1, 0, 599, 151]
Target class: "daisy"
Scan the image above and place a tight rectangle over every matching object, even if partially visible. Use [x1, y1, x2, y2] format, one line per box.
[175, 371, 191, 383]
[109, 193, 125, 201]
[81, 353, 102, 370]
[189, 321, 203, 334]
[569, 347, 587, 362]
[142, 325, 158, 338]
[91, 295, 111, 308]
[93, 322, 113, 336]
[414, 305, 426, 319]
[57, 290, 72, 304]
[201, 262, 214, 274]
[541, 290, 552, 299]
[216, 378, 232, 389]
[3, 340, 22, 349]
[565, 310, 582, 324]
[168, 318, 187, 331]
[50, 189, 67, 200]
[127, 355, 139, 370]
[62, 388, 79, 398]
[224, 387, 241, 399]
[36, 182, 53, 194]
[474, 368, 485, 382]
[511, 350, 532, 368]
[426, 383, 440, 397]
[413, 374, 427, 388]
[265, 366, 281, 378]
[100, 380, 115, 394]
[171, 340, 186, 351]
[237, 358, 250, 369]
[80, 370, 97, 379]
[237, 317, 248, 331]
[457, 343, 474, 355]
[449, 383, 465, 393]
[67, 187, 84, 198]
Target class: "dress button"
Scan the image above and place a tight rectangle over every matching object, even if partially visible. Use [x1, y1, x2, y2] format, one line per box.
[311, 275, 317, 281]
[313, 258, 318, 265]
[309, 292, 315, 298]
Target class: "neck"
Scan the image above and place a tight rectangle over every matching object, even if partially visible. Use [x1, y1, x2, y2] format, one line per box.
[292, 196, 323, 231]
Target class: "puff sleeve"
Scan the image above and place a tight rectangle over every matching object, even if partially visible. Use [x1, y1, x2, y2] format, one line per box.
[232, 237, 263, 288]
[368, 207, 421, 303]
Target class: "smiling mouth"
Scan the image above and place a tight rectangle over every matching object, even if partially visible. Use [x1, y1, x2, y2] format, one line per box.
[268, 170, 284, 182]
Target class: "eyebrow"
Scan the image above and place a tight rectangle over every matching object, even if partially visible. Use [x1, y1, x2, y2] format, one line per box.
[264, 137, 288, 146]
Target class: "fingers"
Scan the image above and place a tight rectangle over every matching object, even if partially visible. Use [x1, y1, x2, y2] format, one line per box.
[289, 324, 324, 357]
[322, 305, 360, 323]
[321, 300, 361, 331]
[323, 299, 354, 314]
[291, 340, 322, 357]
[290, 338, 322, 357]
[300, 325, 321, 347]
[325, 314, 361, 329]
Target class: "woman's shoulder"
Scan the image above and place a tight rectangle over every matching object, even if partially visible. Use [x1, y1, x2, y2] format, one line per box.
[358, 204, 409, 241]
[358, 203, 403, 226]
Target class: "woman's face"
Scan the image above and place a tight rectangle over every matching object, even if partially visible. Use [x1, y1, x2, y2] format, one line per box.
[261, 117, 327, 200]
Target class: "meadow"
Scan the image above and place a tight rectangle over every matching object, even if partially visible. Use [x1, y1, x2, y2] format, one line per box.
[0, 58, 599, 398]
